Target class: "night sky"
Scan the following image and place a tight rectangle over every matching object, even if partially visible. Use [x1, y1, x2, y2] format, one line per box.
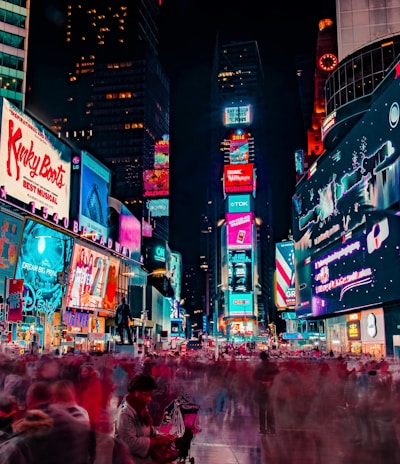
[26, 0, 336, 269]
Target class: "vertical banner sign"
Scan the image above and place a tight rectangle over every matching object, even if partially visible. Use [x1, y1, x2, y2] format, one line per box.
[7, 278, 24, 322]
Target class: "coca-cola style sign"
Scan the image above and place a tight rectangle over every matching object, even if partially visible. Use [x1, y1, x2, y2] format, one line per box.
[0, 98, 72, 220]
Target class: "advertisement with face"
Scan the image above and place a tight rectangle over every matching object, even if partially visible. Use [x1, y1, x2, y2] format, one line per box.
[0, 99, 72, 220]
[15, 219, 73, 316]
[66, 243, 116, 311]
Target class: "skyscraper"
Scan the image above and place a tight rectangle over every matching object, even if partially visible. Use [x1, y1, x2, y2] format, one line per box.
[0, 0, 30, 110]
[205, 39, 274, 339]
[31, 0, 170, 228]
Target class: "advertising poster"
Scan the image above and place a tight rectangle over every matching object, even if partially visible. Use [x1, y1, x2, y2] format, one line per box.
[226, 212, 253, 248]
[15, 219, 73, 316]
[154, 138, 170, 169]
[0, 211, 22, 297]
[79, 151, 110, 240]
[223, 104, 252, 126]
[228, 249, 253, 293]
[228, 293, 253, 317]
[229, 138, 249, 164]
[65, 243, 116, 311]
[223, 164, 254, 194]
[0, 98, 72, 219]
[275, 241, 296, 309]
[7, 278, 24, 322]
[143, 169, 169, 197]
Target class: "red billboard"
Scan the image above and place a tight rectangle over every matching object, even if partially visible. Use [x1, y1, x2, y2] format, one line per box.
[143, 169, 169, 197]
[223, 164, 254, 194]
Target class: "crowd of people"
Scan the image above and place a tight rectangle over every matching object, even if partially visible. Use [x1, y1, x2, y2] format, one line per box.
[0, 348, 398, 463]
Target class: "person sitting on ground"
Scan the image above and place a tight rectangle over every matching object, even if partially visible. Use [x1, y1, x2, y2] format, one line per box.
[114, 374, 177, 464]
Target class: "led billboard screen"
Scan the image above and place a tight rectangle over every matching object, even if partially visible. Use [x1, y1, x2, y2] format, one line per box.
[146, 199, 169, 217]
[229, 137, 249, 164]
[228, 249, 253, 293]
[223, 105, 252, 126]
[0, 98, 72, 220]
[79, 151, 110, 240]
[275, 241, 296, 309]
[223, 164, 254, 194]
[293, 64, 400, 315]
[154, 139, 170, 169]
[227, 194, 252, 213]
[0, 210, 22, 298]
[226, 212, 253, 248]
[228, 293, 253, 317]
[311, 215, 400, 317]
[143, 169, 169, 197]
[15, 219, 74, 316]
[65, 243, 119, 311]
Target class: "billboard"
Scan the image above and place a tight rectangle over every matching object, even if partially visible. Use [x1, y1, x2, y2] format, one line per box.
[15, 219, 74, 316]
[227, 194, 252, 213]
[65, 243, 119, 311]
[223, 164, 254, 194]
[79, 151, 111, 240]
[228, 249, 253, 293]
[143, 169, 169, 197]
[275, 241, 296, 309]
[147, 198, 169, 217]
[154, 138, 170, 169]
[229, 137, 249, 164]
[226, 212, 254, 248]
[310, 215, 400, 317]
[0, 98, 72, 220]
[228, 293, 253, 317]
[223, 105, 252, 126]
[0, 210, 23, 298]
[170, 251, 182, 304]
[107, 197, 141, 262]
[293, 63, 400, 315]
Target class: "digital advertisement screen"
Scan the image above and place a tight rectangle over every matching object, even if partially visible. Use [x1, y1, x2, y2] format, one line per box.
[146, 199, 169, 217]
[154, 139, 170, 170]
[143, 169, 169, 197]
[15, 219, 74, 316]
[310, 215, 400, 317]
[275, 241, 296, 309]
[107, 197, 141, 262]
[228, 249, 253, 293]
[0, 99, 72, 220]
[227, 194, 252, 213]
[229, 138, 249, 164]
[65, 243, 118, 311]
[170, 251, 182, 304]
[223, 105, 252, 126]
[228, 293, 253, 317]
[0, 210, 23, 298]
[226, 212, 254, 248]
[79, 151, 110, 240]
[294, 64, 400, 315]
[223, 164, 254, 194]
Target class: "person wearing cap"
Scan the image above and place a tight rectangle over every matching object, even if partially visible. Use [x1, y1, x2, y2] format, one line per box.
[114, 374, 177, 464]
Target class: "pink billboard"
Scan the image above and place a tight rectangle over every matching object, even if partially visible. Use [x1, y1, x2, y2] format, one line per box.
[226, 212, 254, 248]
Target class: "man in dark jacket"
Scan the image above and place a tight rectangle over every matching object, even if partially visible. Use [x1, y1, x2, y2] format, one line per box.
[116, 297, 133, 344]
[253, 351, 280, 434]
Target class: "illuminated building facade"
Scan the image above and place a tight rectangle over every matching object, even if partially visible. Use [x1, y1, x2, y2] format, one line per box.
[205, 40, 275, 341]
[0, 0, 29, 110]
[293, 3, 400, 356]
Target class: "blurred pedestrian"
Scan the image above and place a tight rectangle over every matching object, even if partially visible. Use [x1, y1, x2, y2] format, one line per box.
[0, 380, 92, 463]
[0, 393, 17, 443]
[76, 363, 103, 432]
[253, 351, 280, 435]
